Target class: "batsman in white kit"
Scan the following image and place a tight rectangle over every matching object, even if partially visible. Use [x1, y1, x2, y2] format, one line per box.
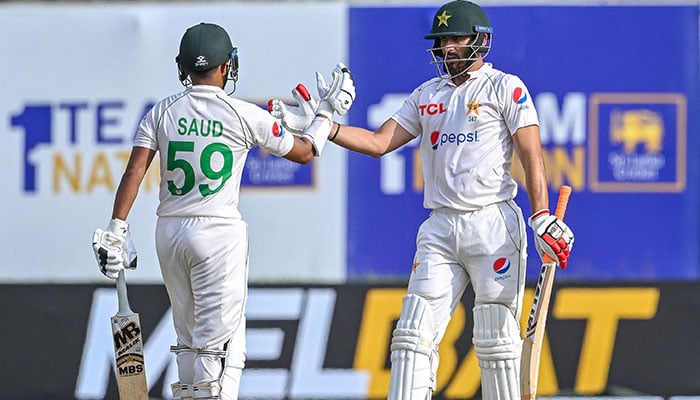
[270, 1, 574, 399]
[91, 22, 354, 400]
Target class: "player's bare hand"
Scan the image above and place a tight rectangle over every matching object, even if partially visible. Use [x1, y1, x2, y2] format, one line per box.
[528, 209, 574, 269]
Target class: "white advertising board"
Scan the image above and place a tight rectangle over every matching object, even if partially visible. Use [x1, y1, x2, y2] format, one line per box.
[0, 2, 348, 283]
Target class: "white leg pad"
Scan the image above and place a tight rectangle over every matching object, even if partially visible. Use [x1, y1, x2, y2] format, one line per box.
[388, 294, 437, 400]
[192, 380, 222, 399]
[171, 340, 244, 400]
[473, 304, 522, 400]
[171, 344, 196, 388]
[171, 382, 193, 400]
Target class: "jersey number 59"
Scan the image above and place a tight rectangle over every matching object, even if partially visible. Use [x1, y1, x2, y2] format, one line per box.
[166, 140, 233, 197]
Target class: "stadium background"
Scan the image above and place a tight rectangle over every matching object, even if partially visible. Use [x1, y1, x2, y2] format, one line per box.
[0, 1, 698, 399]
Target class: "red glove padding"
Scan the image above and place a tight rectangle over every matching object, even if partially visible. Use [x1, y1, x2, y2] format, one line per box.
[528, 209, 574, 269]
[268, 83, 318, 135]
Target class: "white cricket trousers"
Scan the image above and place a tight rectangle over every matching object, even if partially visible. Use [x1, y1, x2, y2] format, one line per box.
[407, 199, 527, 345]
[156, 216, 248, 399]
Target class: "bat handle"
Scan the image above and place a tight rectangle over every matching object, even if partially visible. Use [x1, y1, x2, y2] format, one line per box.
[542, 186, 572, 263]
[553, 185, 572, 220]
[116, 269, 133, 315]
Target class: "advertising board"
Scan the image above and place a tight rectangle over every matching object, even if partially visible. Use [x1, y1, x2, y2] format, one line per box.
[1, 281, 697, 399]
[0, 3, 348, 283]
[347, 5, 699, 281]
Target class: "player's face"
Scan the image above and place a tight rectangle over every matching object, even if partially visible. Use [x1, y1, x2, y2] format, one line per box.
[439, 35, 480, 76]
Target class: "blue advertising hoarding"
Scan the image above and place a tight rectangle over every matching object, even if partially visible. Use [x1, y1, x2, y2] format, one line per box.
[347, 6, 699, 282]
[241, 105, 315, 187]
[241, 146, 314, 187]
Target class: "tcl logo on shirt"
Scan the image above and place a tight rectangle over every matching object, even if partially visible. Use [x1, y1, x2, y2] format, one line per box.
[419, 103, 447, 116]
[430, 130, 479, 150]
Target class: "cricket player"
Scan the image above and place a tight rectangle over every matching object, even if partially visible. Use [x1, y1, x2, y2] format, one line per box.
[270, 1, 574, 399]
[91, 22, 354, 400]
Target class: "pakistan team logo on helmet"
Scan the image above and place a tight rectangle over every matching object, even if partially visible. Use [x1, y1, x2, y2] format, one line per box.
[425, 0, 493, 40]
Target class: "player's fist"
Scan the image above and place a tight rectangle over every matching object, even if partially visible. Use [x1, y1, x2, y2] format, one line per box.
[528, 209, 574, 269]
[92, 219, 138, 279]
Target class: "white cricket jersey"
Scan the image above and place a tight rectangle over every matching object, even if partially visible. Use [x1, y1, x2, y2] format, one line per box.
[392, 63, 539, 211]
[134, 85, 294, 218]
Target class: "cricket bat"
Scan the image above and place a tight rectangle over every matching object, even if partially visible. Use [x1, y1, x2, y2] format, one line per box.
[111, 269, 148, 400]
[520, 185, 572, 400]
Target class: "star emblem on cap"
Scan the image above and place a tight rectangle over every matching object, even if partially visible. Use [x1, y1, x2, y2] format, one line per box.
[437, 10, 452, 27]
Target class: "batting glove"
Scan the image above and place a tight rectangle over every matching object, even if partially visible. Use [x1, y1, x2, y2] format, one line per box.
[528, 209, 574, 269]
[316, 62, 355, 117]
[92, 218, 138, 279]
[268, 83, 318, 135]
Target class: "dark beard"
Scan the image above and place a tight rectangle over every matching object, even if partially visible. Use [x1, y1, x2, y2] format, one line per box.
[443, 58, 473, 77]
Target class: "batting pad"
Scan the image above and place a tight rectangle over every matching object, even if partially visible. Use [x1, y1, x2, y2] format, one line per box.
[473, 303, 521, 400]
[388, 294, 436, 400]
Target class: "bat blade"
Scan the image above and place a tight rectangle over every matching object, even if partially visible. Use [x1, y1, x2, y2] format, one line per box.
[111, 271, 148, 400]
[520, 262, 556, 400]
[520, 186, 571, 400]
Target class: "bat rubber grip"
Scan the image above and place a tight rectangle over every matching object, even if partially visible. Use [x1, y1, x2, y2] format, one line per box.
[553, 185, 571, 220]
